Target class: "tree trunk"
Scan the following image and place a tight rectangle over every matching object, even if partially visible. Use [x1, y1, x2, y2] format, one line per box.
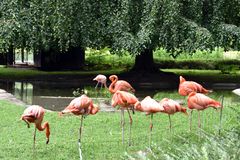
[7, 45, 14, 66]
[21, 47, 24, 63]
[34, 46, 85, 70]
[131, 48, 159, 73]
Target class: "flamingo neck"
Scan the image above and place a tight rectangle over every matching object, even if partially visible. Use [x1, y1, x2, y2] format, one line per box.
[109, 77, 118, 93]
[36, 122, 50, 143]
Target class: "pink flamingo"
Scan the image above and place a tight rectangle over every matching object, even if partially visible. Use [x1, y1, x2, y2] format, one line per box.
[134, 96, 164, 145]
[21, 105, 50, 148]
[108, 75, 135, 94]
[179, 76, 211, 96]
[159, 98, 188, 132]
[187, 92, 221, 130]
[60, 94, 99, 142]
[111, 90, 138, 145]
[93, 74, 107, 89]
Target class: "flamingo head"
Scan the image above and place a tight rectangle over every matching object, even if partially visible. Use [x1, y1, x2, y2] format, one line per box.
[134, 101, 141, 110]
[181, 107, 188, 116]
[109, 75, 117, 82]
[90, 104, 99, 115]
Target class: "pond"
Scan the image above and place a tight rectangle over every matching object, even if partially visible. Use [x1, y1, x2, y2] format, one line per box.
[0, 79, 239, 111]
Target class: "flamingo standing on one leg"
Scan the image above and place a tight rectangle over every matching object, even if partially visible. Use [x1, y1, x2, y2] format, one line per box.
[93, 74, 107, 89]
[108, 75, 135, 94]
[111, 90, 138, 146]
[60, 94, 99, 142]
[21, 105, 50, 148]
[187, 92, 221, 131]
[60, 94, 99, 160]
[159, 98, 188, 133]
[134, 96, 164, 146]
[178, 76, 211, 96]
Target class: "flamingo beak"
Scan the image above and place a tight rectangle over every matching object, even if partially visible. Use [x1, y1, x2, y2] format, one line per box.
[46, 138, 49, 144]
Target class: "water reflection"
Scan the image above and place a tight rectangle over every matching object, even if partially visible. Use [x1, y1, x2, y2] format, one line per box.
[0, 80, 239, 111]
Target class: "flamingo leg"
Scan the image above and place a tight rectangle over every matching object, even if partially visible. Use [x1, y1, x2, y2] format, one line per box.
[149, 114, 153, 147]
[79, 115, 84, 143]
[33, 127, 36, 149]
[189, 110, 193, 131]
[219, 95, 224, 135]
[78, 115, 84, 160]
[95, 82, 99, 89]
[198, 111, 201, 129]
[100, 83, 103, 89]
[121, 109, 125, 144]
[168, 115, 172, 133]
[127, 109, 132, 146]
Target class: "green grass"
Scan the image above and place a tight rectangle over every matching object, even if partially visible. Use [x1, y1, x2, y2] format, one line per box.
[0, 94, 239, 159]
[162, 69, 240, 82]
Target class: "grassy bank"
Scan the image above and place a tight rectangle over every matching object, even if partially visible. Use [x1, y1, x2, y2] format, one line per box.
[0, 96, 239, 159]
[0, 66, 240, 83]
[0, 66, 123, 80]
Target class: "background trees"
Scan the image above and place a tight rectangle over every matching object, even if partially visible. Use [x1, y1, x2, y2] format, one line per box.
[0, 0, 239, 71]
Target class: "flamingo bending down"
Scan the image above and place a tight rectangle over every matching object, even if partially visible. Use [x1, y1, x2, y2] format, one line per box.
[108, 75, 135, 94]
[93, 74, 107, 89]
[187, 92, 221, 130]
[60, 94, 99, 142]
[134, 96, 164, 145]
[179, 76, 211, 96]
[159, 98, 188, 132]
[111, 90, 138, 145]
[21, 105, 50, 147]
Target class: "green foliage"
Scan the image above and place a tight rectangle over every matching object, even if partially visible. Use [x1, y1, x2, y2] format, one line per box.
[154, 47, 224, 60]
[0, 0, 239, 58]
[85, 48, 134, 70]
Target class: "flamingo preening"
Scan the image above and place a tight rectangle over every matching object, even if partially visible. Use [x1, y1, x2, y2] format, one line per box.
[111, 90, 138, 145]
[187, 92, 221, 131]
[93, 74, 107, 89]
[159, 98, 188, 133]
[179, 76, 211, 96]
[21, 105, 50, 148]
[108, 75, 135, 94]
[134, 96, 164, 145]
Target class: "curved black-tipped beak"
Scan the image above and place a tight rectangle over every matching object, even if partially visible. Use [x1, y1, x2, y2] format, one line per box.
[46, 138, 49, 144]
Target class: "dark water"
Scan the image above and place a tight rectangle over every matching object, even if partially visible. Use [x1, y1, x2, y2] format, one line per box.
[0, 79, 239, 111]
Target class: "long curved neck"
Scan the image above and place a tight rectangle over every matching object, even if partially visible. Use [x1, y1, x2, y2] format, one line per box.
[36, 122, 50, 144]
[109, 76, 118, 94]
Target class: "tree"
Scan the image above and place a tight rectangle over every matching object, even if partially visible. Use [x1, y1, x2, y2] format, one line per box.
[0, 0, 239, 71]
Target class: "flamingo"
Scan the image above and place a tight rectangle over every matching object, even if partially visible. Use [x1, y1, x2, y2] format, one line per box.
[232, 88, 240, 96]
[134, 96, 164, 145]
[93, 74, 107, 89]
[179, 76, 211, 96]
[108, 75, 135, 94]
[60, 94, 99, 143]
[159, 98, 188, 133]
[21, 105, 50, 148]
[111, 90, 138, 145]
[187, 92, 221, 131]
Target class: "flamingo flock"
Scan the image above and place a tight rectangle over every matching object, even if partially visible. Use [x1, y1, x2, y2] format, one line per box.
[21, 74, 222, 152]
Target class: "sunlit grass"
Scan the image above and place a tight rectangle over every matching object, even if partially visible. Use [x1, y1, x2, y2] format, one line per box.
[0, 91, 239, 160]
